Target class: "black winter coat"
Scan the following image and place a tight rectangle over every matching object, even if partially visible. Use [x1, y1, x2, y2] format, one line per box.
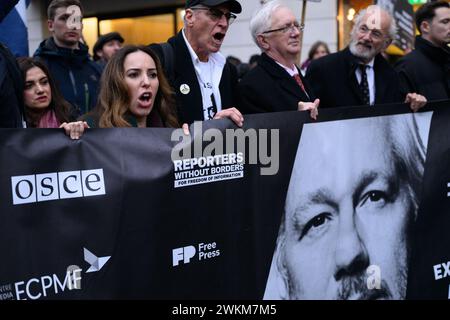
[150, 32, 238, 125]
[395, 36, 450, 101]
[306, 47, 403, 108]
[238, 53, 314, 114]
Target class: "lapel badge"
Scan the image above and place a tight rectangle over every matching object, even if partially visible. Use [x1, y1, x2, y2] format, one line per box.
[180, 84, 190, 95]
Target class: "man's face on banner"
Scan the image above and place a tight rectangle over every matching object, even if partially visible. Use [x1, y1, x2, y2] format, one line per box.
[282, 119, 413, 299]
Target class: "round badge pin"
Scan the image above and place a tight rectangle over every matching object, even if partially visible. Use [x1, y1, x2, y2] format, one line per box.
[180, 84, 190, 95]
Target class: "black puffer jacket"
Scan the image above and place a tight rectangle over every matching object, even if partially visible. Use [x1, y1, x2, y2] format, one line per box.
[34, 37, 102, 117]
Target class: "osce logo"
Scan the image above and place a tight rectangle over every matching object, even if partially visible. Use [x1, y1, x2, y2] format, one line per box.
[11, 169, 106, 205]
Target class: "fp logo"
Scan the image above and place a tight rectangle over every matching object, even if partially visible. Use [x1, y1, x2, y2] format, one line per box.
[172, 246, 196, 266]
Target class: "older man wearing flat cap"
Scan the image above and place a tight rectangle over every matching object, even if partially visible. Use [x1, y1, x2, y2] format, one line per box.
[93, 32, 124, 68]
[150, 0, 244, 126]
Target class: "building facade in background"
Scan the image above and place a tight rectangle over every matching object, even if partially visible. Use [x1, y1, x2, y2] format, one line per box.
[25, 0, 440, 63]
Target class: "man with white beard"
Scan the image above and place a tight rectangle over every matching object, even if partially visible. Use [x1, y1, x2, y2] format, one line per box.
[306, 5, 426, 112]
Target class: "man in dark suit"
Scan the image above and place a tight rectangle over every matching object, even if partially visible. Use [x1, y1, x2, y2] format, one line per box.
[238, 0, 319, 119]
[306, 5, 426, 112]
[150, 0, 243, 126]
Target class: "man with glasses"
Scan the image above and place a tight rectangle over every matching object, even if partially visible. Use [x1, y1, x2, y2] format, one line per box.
[306, 5, 426, 112]
[149, 0, 244, 126]
[238, 0, 319, 119]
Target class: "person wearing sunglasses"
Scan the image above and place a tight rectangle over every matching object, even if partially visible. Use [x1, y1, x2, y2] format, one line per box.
[238, 0, 319, 120]
[149, 0, 244, 128]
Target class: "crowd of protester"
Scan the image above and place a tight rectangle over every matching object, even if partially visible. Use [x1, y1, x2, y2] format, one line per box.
[0, 0, 449, 139]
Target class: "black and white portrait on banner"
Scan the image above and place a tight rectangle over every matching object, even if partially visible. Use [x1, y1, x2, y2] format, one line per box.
[264, 112, 433, 300]
[5, 102, 450, 299]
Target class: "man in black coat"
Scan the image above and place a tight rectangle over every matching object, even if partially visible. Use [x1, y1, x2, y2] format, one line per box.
[395, 1, 450, 101]
[150, 0, 243, 126]
[0, 0, 24, 128]
[307, 5, 426, 112]
[238, 0, 318, 119]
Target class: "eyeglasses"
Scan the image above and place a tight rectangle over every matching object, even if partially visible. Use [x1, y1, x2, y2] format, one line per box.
[190, 7, 237, 25]
[357, 24, 385, 40]
[262, 22, 304, 35]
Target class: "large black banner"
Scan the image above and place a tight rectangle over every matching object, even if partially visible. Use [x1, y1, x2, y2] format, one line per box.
[1, 101, 450, 300]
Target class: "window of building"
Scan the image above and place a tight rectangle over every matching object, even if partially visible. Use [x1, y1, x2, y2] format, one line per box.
[99, 14, 174, 45]
[82, 6, 185, 56]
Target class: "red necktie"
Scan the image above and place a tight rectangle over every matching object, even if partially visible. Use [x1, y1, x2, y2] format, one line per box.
[293, 74, 306, 93]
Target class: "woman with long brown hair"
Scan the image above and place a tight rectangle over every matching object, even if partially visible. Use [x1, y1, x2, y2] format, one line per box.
[81, 45, 179, 128]
[18, 57, 87, 139]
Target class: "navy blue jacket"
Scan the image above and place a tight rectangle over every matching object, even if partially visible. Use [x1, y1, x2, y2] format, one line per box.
[34, 37, 102, 117]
